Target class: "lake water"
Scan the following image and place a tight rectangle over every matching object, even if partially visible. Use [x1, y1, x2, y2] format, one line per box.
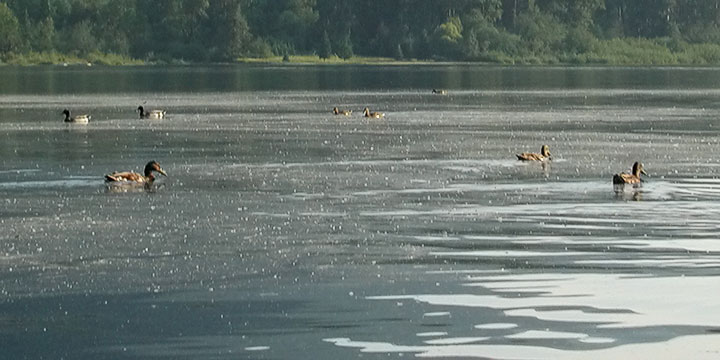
[1, 65, 720, 359]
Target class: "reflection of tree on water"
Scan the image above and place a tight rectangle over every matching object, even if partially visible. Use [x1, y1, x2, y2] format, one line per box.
[614, 184, 642, 201]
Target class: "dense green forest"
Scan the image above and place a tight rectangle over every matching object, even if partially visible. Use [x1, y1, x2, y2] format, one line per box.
[3, 0, 720, 65]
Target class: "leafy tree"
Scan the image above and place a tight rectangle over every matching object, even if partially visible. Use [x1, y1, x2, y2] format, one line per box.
[433, 16, 463, 58]
[394, 43, 405, 60]
[319, 30, 332, 59]
[66, 20, 98, 55]
[463, 30, 482, 59]
[436, 17, 464, 43]
[0, 3, 21, 54]
[336, 31, 353, 59]
[515, 6, 566, 54]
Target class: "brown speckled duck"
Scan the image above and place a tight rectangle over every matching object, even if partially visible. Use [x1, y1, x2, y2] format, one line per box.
[363, 107, 384, 118]
[62, 109, 90, 123]
[333, 107, 352, 116]
[613, 162, 647, 184]
[137, 106, 166, 119]
[105, 161, 167, 184]
[516, 145, 551, 161]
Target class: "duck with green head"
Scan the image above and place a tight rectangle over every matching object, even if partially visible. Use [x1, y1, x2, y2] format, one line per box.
[105, 161, 167, 185]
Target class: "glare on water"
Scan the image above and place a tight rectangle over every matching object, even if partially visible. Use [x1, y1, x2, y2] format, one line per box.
[1, 66, 719, 359]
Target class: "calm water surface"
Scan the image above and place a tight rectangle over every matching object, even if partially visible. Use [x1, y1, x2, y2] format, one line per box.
[1, 65, 720, 359]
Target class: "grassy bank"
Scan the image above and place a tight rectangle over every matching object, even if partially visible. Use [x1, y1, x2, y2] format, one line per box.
[1, 51, 144, 66]
[237, 55, 414, 65]
[6, 39, 720, 66]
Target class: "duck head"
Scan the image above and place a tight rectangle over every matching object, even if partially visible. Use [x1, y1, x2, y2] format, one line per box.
[144, 161, 167, 177]
[632, 162, 647, 177]
[541, 145, 551, 157]
[363, 107, 370, 115]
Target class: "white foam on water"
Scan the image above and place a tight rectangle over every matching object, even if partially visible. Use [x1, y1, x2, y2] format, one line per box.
[244, 346, 270, 351]
[416, 332, 448, 338]
[368, 273, 720, 329]
[506, 330, 589, 340]
[422, 312, 450, 317]
[325, 334, 720, 359]
[430, 250, 594, 257]
[423, 337, 489, 345]
[474, 323, 518, 330]
[578, 337, 616, 344]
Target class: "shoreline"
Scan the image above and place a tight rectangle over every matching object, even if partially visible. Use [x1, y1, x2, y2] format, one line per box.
[6, 53, 720, 67]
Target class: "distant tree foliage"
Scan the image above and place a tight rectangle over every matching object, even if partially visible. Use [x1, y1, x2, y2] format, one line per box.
[3, 0, 720, 63]
[0, 3, 21, 54]
[318, 30, 332, 59]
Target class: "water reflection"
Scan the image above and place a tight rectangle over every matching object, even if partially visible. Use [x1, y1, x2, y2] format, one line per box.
[613, 183, 642, 201]
[2, 67, 720, 359]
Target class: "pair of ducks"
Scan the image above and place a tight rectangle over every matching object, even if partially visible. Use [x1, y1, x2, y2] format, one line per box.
[62, 106, 166, 123]
[333, 107, 385, 118]
[517, 145, 647, 184]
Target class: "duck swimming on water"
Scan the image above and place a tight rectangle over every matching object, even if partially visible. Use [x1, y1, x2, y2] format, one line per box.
[105, 161, 167, 185]
[62, 109, 90, 123]
[613, 162, 647, 184]
[516, 145, 551, 161]
[137, 106, 166, 119]
[333, 107, 352, 116]
[363, 107, 384, 118]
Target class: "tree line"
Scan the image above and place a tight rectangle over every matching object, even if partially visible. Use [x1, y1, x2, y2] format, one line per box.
[2, 0, 720, 64]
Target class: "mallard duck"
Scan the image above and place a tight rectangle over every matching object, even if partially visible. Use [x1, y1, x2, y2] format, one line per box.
[333, 107, 352, 116]
[62, 109, 90, 123]
[363, 107, 384, 118]
[432, 89, 447, 95]
[137, 106, 166, 119]
[105, 161, 167, 184]
[613, 162, 647, 184]
[516, 145, 551, 161]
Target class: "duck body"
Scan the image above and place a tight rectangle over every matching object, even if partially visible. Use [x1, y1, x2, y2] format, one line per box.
[516, 145, 551, 161]
[333, 107, 352, 116]
[62, 109, 90, 123]
[432, 89, 447, 95]
[363, 107, 384, 118]
[613, 162, 647, 184]
[105, 161, 167, 184]
[137, 106, 166, 119]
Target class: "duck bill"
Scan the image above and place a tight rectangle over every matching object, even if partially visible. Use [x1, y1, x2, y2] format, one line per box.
[641, 169, 648, 176]
[158, 168, 167, 176]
